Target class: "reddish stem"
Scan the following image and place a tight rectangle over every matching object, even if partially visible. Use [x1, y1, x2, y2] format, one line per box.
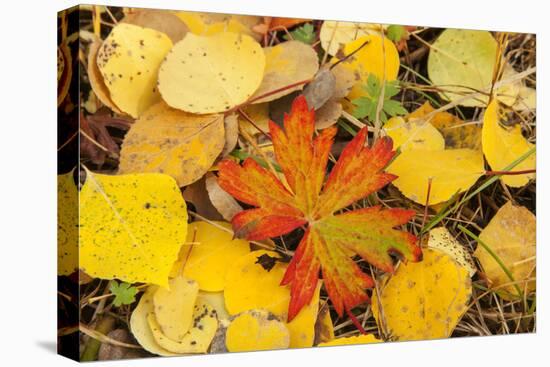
[237, 108, 271, 140]
[346, 308, 367, 335]
[485, 169, 536, 176]
[228, 79, 312, 114]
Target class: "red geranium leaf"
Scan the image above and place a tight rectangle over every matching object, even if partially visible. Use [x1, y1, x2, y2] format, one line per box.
[218, 95, 421, 321]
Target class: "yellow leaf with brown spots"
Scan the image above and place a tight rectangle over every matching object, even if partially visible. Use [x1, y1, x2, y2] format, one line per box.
[118, 102, 225, 187]
[372, 249, 472, 341]
[407, 101, 481, 150]
[225, 310, 290, 352]
[97, 23, 172, 118]
[79, 170, 188, 287]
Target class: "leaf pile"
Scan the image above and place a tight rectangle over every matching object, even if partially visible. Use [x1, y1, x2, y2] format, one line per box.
[59, 7, 536, 361]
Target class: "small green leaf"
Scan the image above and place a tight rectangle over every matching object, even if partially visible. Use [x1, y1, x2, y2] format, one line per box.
[284, 23, 316, 44]
[352, 75, 406, 122]
[387, 25, 407, 43]
[110, 281, 138, 307]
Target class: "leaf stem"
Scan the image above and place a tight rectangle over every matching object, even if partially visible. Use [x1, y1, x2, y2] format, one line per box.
[346, 308, 367, 335]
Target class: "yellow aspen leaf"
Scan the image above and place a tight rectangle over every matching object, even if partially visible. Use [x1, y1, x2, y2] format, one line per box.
[334, 34, 400, 104]
[482, 99, 536, 187]
[286, 282, 321, 348]
[158, 32, 265, 114]
[97, 23, 172, 118]
[118, 102, 225, 187]
[79, 171, 188, 287]
[320, 21, 384, 56]
[175, 12, 262, 40]
[384, 116, 445, 152]
[129, 286, 176, 356]
[225, 310, 290, 352]
[407, 101, 482, 150]
[251, 41, 319, 104]
[147, 300, 218, 354]
[318, 334, 382, 347]
[224, 250, 320, 348]
[387, 149, 484, 205]
[427, 227, 476, 277]
[182, 221, 251, 292]
[121, 9, 189, 43]
[476, 202, 536, 298]
[58, 172, 78, 276]
[197, 291, 231, 321]
[152, 276, 199, 342]
[225, 250, 289, 316]
[372, 249, 472, 341]
[87, 36, 123, 114]
[428, 29, 496, 107]
[428, 29, 531, 108]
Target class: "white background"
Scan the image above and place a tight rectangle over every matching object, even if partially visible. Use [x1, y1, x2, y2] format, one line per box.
[0, 0, 547, 365]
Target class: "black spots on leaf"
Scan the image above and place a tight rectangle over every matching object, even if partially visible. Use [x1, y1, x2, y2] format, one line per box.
[255, 253, 279, 272]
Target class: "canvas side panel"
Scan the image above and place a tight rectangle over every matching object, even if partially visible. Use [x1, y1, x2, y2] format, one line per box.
[57, 4, 80, 362]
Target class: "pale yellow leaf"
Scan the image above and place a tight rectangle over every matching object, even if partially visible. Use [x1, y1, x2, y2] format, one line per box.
[153, 276, 199, 341]
[427, 227, 476, 276]
[148, 300, 218, 354]
[251, 41, 319, 104]
[97, 23, 172, 118]
[320, 21, 383, 56]
[476, 202, 536, 298]
[129, 286, 176, 356]
[158, 32, 265, 113]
